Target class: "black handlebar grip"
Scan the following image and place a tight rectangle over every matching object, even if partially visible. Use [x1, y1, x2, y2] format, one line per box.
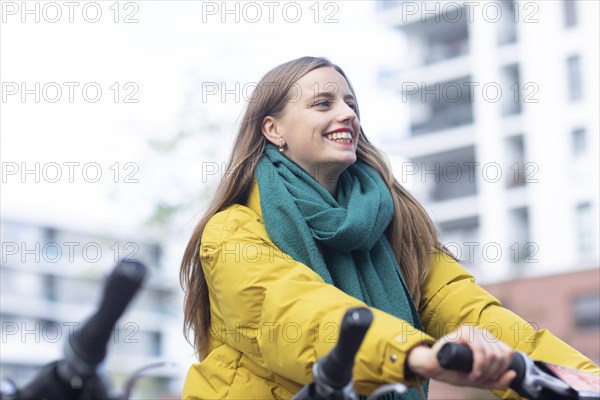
[437, 343, 527, 392]
[318, 307, 374, 389]
[68, 259, 148, 367]
[437, 342, 473, 372]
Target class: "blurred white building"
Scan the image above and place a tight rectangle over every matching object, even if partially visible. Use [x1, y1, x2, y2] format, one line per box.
[377, 0, 599, 283]
[0, 219, 186, 399]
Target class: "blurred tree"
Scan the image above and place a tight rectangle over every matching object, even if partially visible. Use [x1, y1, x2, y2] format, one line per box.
[142, 75, 241, 237]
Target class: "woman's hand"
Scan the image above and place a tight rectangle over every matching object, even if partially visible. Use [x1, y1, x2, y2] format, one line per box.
[406, 325, 517, 389]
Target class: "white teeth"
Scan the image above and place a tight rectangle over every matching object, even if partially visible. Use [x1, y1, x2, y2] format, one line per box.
[326, 131, 352, 141]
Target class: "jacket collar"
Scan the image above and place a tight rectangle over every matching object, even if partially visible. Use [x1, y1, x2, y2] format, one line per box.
[246, 179, 263, 219]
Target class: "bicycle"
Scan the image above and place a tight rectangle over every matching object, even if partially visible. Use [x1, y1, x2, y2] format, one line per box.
[292, 307, 408, 400]
[2, 264, 598, 400]
[293, 308, 600, 400]
[0, 259, 169, 400]
[438, 342, 600, 400]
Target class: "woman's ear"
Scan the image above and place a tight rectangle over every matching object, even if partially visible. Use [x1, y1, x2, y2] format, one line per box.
[262, 116, 283, 146]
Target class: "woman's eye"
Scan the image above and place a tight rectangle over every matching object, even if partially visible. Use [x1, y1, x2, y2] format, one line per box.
[313, 99, 356, 111]
[314, 100, 330, 107]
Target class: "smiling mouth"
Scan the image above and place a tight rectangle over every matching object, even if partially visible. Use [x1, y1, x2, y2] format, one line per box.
[324, 131, 353, 144]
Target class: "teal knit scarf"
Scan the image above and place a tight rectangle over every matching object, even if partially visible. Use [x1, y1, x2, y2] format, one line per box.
[257, 145, 427, 399]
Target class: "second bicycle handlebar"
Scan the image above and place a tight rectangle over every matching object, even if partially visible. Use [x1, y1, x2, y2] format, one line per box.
[437, 342, 528, 396]
[292, 307, 373, 400]
[10, 259, 148, 400]
[437, 342, 597, 399]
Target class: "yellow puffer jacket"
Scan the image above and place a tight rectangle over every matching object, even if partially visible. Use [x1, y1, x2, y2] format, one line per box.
[183, 183, 599, 399]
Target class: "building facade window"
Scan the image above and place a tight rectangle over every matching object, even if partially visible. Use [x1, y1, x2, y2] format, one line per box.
[43, 274, 57, 301]
[505, 135, 527, 188]
[497, 0, 517, 45]
[508, 207, 532, 264]
[571, 127, 587, 155]
[563, 0, 577, 28]
[566, 55, 583, 101]
[424, 19, 469, 65]
[377, 0, 400, 11]
[439, 216, 480, 268]
[500, 64, 521, 116]
[575, 202, 594, 256]
[409, 76, 474, 136]
[573, 294, 600, 328]
[413, 146, 478, 202]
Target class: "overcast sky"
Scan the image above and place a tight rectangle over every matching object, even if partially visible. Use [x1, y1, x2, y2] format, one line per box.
[1, 1, 408, 238]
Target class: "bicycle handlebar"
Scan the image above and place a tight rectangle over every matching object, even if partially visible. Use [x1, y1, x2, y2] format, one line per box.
[318, 307, 373, 389]
[437, 342, 598, 400]
[292, 307, 373, 400]
[66, 259, 147, 370]
[6, 259, 148, 400]
[437, 342, 528, 395]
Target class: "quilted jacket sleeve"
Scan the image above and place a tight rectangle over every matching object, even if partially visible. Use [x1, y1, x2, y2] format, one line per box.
[419, 253, 600, 399]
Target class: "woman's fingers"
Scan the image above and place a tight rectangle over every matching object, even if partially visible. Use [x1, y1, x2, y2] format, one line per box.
[470, 339, 512, 382]
[434, 325, 515, 389]
[408, 326, 517, 390]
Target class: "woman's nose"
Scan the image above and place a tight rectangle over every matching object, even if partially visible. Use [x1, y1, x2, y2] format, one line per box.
[336, 102, 357, 123]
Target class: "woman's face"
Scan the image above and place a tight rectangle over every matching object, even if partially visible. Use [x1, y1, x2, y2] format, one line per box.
[265, 67, 360, 182]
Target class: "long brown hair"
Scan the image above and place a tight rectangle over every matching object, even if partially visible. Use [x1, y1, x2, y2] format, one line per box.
[180, 56, 451, 358]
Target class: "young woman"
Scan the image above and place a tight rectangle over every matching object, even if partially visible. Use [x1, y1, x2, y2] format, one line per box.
[180, 56, 598, 399]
